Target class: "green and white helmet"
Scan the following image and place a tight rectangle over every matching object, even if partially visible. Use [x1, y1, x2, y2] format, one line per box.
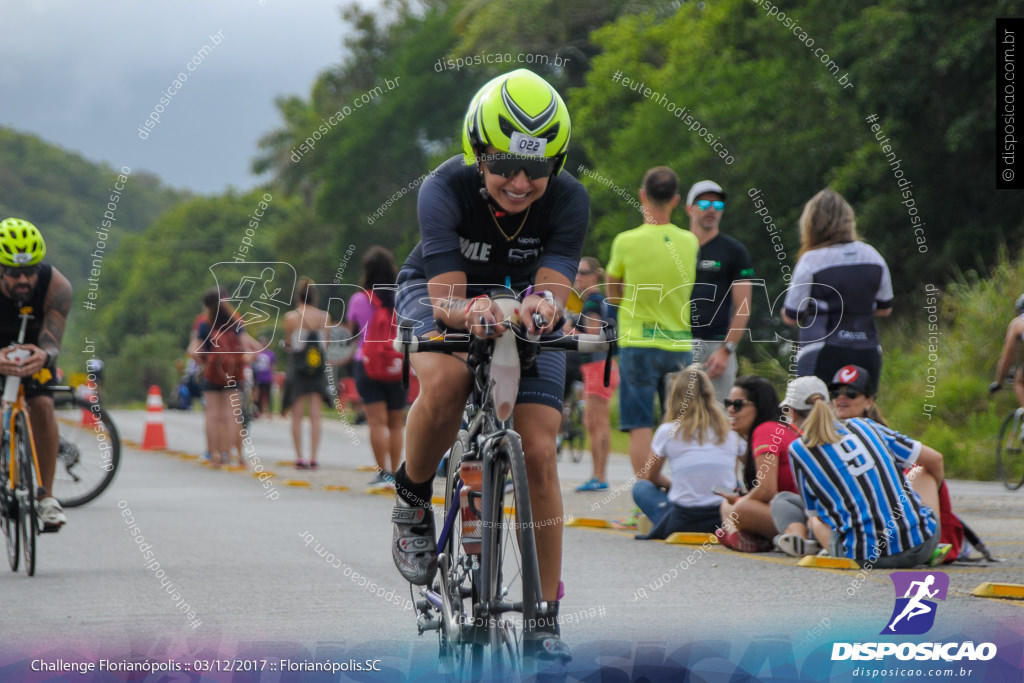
[461, 68, 572, 175]
[0, 218, 46, 267]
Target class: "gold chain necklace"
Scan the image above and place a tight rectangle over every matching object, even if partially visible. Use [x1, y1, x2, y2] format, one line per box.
[488, 204, 531, 242]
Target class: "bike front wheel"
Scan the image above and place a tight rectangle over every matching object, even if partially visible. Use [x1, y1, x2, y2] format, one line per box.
[479, 431, 542, 678]
[996, 408, 1024, 491]
[16, 412, 38, 576]
[2, 481, 18, 572]
[435, 430, 477, 679]
[52, 394, 121, 507]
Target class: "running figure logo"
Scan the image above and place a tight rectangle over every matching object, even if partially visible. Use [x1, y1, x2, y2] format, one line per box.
[881, 571, 949, 635]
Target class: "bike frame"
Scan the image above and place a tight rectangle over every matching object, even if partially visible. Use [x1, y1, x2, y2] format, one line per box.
[0, 305, 46, 575]
[2, 306, 43, 510]
[396, 296, 615, 674]
[4, 390, 42, 507]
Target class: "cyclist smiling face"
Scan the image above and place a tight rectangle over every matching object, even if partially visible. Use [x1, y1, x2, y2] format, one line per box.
[479, 146, 551, 214]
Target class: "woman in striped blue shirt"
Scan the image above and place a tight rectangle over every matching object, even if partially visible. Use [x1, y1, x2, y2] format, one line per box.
[788, 397, 939, 568]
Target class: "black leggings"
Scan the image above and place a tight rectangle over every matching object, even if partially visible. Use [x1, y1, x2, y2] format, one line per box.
[798, 345, 882, 391]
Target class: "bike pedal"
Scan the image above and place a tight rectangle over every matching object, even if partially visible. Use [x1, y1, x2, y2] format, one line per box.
[39, 523, 62, 534]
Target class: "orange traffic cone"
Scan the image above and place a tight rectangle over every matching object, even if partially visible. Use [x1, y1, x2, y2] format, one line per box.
[79, 382, 100, 426]
[142, 385, 168, 450]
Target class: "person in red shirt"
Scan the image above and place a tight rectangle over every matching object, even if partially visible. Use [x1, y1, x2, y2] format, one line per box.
[718, 376, 800, 551]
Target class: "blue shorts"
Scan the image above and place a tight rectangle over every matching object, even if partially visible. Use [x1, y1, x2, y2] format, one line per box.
[395, 273, 565, 411]
[617, 346, 693, 430]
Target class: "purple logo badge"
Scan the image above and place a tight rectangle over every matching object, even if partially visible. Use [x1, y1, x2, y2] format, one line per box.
[881, 571, 949, 635]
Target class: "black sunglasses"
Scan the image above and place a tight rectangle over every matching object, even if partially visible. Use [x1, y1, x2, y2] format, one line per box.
[1, 264, 39, 278]
[577, 270, 597, 276]
[723, 398, 752, 411]
[480, 153, 557, 180]
[830, 388, 864, 400]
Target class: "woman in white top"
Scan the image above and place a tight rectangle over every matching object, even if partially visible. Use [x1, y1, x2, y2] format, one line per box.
[633, 365, 744, 540]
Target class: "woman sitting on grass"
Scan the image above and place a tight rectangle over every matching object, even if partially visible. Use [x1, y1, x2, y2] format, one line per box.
[632, 366, 744, 540]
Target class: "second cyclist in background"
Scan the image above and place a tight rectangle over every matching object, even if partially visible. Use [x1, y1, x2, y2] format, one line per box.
[989, 293, 1024, 408]
[0, 218, 72, 530]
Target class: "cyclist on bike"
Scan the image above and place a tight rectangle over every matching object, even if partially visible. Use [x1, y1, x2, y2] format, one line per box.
[390, 68, 584, 661]
[0, 218, 72, 530]
[989, 293, 1024, 409]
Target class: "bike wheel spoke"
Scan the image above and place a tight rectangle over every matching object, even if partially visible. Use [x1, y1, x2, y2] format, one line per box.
[17, 412, 37, 576]
[997, 410, 1024, 491]
[51, 396, 121, 507]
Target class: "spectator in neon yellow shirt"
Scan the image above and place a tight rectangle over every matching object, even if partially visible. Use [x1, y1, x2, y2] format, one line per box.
[606, 166, 699, 480]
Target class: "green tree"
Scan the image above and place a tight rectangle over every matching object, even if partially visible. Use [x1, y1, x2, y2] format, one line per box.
[82, 191, 311, 401]
[571, 0, 1022, 319]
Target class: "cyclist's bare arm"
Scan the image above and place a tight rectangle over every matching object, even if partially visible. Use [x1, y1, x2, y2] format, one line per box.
[993, 317, 1024, 386]
[428, 271, 505, 338]
[0, 267, 71, 379]
[519, 267, 569, 336]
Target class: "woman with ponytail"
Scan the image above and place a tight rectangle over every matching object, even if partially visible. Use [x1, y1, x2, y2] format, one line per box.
[784, 383, 940, 568]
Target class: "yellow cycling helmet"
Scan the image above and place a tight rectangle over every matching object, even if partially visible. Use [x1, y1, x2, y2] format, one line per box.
[0, 218, 47, 267]
[462, 68, 572, 176]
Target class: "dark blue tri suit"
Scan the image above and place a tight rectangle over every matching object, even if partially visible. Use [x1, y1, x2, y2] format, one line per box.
[395, 155, 589, 410]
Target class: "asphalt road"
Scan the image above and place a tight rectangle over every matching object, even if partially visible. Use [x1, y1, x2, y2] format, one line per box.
[0, 408, 1021, 681]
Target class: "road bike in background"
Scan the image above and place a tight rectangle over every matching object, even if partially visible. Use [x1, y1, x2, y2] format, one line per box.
[51, 386, 121, 507]
[996, 405, 1024, 491]
[556, 379, 585, 463]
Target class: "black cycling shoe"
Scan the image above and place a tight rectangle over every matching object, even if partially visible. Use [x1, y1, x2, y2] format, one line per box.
[528, 603, 572, 665]
[391, 497, 437, 586]
[534, 631, 572, 663]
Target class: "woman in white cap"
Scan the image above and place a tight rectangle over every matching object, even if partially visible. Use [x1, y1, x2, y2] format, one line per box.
[769, 376, 830, 555]
[775, 377, 941, 567]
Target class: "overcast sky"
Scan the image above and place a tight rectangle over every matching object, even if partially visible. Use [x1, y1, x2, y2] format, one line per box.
[0, 0, 366, 194]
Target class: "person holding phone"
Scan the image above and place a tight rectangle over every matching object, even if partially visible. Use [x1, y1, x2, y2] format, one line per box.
[632, 366, 743, 540]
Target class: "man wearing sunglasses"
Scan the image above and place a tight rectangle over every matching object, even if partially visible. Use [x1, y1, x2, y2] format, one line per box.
[685, 180, 754, 402]
[0, 218, 72, 531]
[390, 69, 583, 662]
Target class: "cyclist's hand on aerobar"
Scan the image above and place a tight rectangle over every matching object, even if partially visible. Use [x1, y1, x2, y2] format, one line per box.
[464, 296, 507, 339]
[0, 344, 46, 378]
[520, 292, 560, 336]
